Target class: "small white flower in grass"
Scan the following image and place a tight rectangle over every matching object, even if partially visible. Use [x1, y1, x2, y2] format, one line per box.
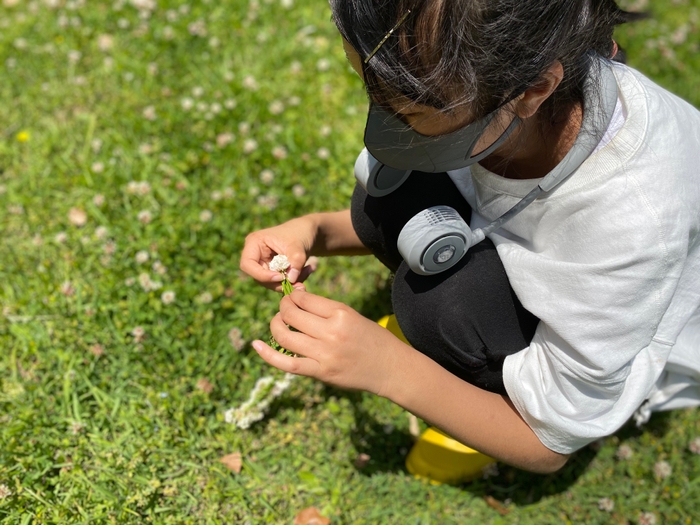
[292, 184, 305, 198]
[91, 138, 103, 153]
[228, 327, 245, 351]
[287, 96, 301, 106]
[32, 234, 43, 246]
[192, 86, 204, 98]
[210, 190, 223, 201]
[181, 97, 194, 110]
[598, 497, 614, 512]
[216, 132, 234, 148]
[211, 102, 222, 114]
[8, 204, 24, 215]
[638, 512, 657, 525]
[615, 444, 633, 460]
[91, 162, 104, 173]
[259, 169, 274, 185]
[125, 277, 136, 286]
[257, 194, 279, 210]
[653, 460, 672, 479]
[60, 281, 75, 296]
[481, 462, 499, 479]
[290, 61, 302, 74]
[152, 261, 167, 275]
[143, 106, 156, 121]
[242, 75, 258, 90]
[161, 290, 176, 304]
[68, 49, 81, 63]
[272, 146, 287, 160]
[162, 26, 175, 40]
[0, 483, 11, 499]
[268, 100, 284, 115]
[103, 240, 117, 254]
[13, 38, 27, 50]
[243, 139, 258, 154]
[137, 210, 152, 224]
[93, 194, 105, 207]
[238, 122, 251, 135]
[0, 184, 5, 195]
[188, 19, 207, 37]
[95, 226, 109, 240]
[131, 326, 146, 343]
[69, 421, 86, 435]
[316, 58, 331, 71]
[135, 250, 149, 264]
[197, 292, 213, 304]
[196, 101, 208, 113]
[199, 210, 213, 222]
[147, 62, 158, 76]
[317, 147, 330, 160]
[224, 98, 237, 109]
[223, 187, 235, 199]
[97, 33, 114, 51]
[269, 254, 290, 273]
[320, 124, 332, 137]
[689, 437, 700, 454]
[68, 207, 88, 227]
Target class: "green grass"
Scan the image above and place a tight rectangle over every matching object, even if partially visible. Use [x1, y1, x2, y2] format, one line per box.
[0, 0, 699, 523]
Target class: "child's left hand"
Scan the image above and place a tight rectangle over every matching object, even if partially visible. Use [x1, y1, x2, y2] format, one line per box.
[252, 289, 406, 396]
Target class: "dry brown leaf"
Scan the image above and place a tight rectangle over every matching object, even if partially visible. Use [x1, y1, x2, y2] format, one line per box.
[196, 377, 214, 394]
[353, 453, 371, 469]
[293, 507, 331, 525]
[219, 452, 242, 474]
[484, 495, 510, 516]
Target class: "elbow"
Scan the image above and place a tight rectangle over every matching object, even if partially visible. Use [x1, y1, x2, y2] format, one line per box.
[527, 452, 570, 475]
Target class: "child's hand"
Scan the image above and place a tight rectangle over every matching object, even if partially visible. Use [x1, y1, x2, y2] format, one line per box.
[252, 289, 406, 396]
[240, 217, 319, 293]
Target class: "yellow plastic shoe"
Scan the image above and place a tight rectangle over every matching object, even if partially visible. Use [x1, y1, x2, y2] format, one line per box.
[378, 314, 496, 485]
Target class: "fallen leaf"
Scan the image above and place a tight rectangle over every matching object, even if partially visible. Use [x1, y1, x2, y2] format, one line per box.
[219, 452, 242, 474]
[484, 495, 510, 516]
[353, 453, 371, 469]
[196, 378, 214, 394]
[294, 507, 331, 525]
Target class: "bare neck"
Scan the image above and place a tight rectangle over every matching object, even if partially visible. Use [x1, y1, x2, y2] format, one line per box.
[479, 102, 584, 180]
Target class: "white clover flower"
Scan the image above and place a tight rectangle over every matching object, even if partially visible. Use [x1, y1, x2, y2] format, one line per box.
[615, 444, 633, 460]
[316, 58, 331, 71]
[317, 147, 330, 160]
[93, 194, 105, 206]
[181, 97, 194, 110]
[199, 210, 213, 222]
[152, 261, 167, 275]
[268, 100, 284, 115]
[55, 231, 68, 243]
[653, 460, 672, 479]
[210, 102, 222, 114]
[97, 33, 114, 51]
[638, 512, 657, 525]
[60, 281, 75, 296]
[131, 326, 146, 342]
[689, 437, 700, 454]
[238, 122, 251, 135]
[292, 184, 305, 198]
[290, 61, 302, 74]
[242, 75, 258, 90]
[597, 497, 614, 512]
[257, 194, 279, 210]
[243, 139, 258, 154]
[271, 145, 287, 159]
[216, 132, 234, 148]
[259, 169, 274, 185]
[142, 106, 156, 121]
[161, 290, 176, 304]
[95, 226, 108, 240]
[68, 207, 88, 227]
[269, 254, 290, 273]
[137, 210, 152, 224]
[91, 162, 105, 173]
[135, 250, 149, 264]
[228, 327, 245, 351]
[224, 98, 237, 109]
[0, 483, 12, 499]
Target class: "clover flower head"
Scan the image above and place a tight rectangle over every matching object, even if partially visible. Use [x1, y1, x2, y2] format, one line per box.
[269, 254, 290, 273]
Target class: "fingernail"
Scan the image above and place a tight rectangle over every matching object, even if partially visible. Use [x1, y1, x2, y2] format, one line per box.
[270, 273, 284, 282]
[287, 268, 300, 283]
[252, 340, 263, 352]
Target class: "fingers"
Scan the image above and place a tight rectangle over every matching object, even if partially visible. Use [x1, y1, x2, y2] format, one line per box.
[278, 296, 325, 339]
[239, 240, 285, 285]
[252, 339, 320, 377]
[285, 289, 337, 318]
[270, 313, 321, 360]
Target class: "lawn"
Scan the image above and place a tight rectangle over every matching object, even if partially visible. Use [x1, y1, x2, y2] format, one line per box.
[0, 0, 699, 523]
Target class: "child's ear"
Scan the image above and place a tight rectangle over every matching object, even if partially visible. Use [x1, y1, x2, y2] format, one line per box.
[513, 61, 565, 119]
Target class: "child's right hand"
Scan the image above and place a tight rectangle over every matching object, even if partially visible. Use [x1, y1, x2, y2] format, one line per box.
[239, 216, 319, 292]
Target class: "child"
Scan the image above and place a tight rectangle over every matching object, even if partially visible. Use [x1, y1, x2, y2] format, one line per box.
[240, 0, 700, 473]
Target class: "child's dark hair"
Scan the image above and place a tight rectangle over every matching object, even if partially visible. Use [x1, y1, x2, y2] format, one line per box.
[331, 0, 646, 123]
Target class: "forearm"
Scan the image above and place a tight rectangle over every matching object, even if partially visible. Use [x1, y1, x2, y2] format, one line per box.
[382, 340, 569, 474]
[307, 209, 371, 257]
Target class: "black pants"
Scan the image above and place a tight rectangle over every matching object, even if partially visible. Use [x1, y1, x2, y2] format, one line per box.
[351, 172, 539, 395]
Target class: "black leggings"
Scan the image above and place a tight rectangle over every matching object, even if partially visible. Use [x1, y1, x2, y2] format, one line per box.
[351, 172, 539, 395]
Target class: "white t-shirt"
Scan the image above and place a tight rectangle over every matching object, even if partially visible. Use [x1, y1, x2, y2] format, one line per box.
[448, 63, 700, 454]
